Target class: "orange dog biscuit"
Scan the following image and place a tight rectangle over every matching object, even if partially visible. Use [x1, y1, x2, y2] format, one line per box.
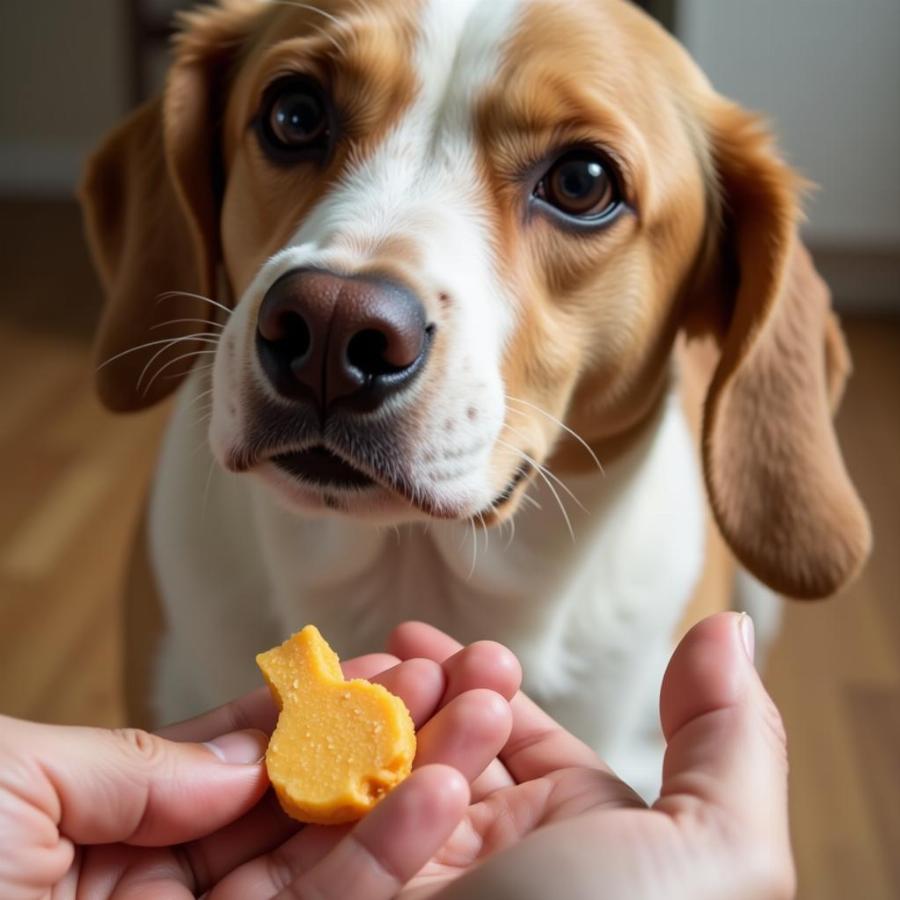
[256, 625, 416, 825]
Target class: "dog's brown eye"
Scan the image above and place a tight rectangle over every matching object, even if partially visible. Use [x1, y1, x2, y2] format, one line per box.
[270, 92, 326, 146]
[535, 151, 619, 221]
[258, 77, 331, 161]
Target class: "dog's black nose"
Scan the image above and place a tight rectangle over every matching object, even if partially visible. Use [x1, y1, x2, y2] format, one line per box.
[256, 268, 431, 415]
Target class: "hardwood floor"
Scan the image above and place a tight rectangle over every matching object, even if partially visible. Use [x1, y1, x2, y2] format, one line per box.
[765, 317, 900, 900]
[0, 201, 897, 898]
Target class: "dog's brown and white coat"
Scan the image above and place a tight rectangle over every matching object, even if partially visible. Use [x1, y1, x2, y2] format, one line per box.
[82, 0, 870, 794]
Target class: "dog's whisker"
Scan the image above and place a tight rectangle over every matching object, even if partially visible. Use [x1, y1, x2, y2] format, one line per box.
[162, 363, 216, 381]
[268, 0, 343, 28]
[476, 511, 490, 555]
[98, 334, 219, 371]
[501, 423, 588, 514]
[519, 491, 542, 512]
[269, 2, 346, 53]
[196, 412, 214, 430]
[201, 456, 217, 522]
[136, 334, 220, 393]
[466, 517, 479, 580]
[502, 515, 516, 550]
[185, 388, 215, 415]
[184, 362, 217, 375]
[532, 467, 576, 543]
[496, 438, 575, 542]
[193, 403, 214, 425]
[191, 432, 214, 457]
[506, 394, 605, 475]
[151, 318, 226, 331]
[143, 349, 219, 397]
[156, 290, 233, 319]
[457, 521, 470, 554]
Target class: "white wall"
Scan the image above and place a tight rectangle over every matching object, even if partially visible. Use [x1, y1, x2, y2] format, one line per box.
[679, 0, 900, 251]
[0, 0, 129, 194]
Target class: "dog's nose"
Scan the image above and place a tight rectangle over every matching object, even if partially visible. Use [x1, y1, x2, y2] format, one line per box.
[256, 269, 431, 414]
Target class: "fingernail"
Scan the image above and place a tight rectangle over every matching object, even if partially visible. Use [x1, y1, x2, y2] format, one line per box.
[205, 729, 268, 765]
[738, 612, 756, 665]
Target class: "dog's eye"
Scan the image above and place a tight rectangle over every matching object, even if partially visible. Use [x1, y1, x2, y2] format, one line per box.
[258, 77, 331, 160]
[534, 151, 620, 221]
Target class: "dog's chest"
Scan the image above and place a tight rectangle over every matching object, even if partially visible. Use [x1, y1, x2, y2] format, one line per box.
[251, 392, 704, 749]
[151, 379, 704, 756]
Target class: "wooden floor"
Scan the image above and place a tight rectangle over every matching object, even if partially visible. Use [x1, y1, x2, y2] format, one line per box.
[0, 200, 897, 898]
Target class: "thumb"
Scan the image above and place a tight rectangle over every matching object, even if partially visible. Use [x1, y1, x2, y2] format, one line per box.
[2, 717, 269, 846]
[656, 613, 791, 848]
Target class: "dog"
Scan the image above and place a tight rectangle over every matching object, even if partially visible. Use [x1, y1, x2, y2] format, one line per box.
[80, 0, 870, 794]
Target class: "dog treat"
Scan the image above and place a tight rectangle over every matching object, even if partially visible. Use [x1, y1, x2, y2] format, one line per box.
[256, 625, 416, 825]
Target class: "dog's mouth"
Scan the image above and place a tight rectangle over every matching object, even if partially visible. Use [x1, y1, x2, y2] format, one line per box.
[272, 446, 375, 490]
[268, 445, 534, 518]
[272, 446, 376, 490]
[490, 460, 532, 510]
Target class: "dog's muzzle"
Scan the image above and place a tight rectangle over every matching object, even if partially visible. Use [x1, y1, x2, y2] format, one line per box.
[252, 267, 435, 491]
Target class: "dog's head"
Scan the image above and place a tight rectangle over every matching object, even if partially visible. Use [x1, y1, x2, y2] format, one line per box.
[81, 0, 869, 598]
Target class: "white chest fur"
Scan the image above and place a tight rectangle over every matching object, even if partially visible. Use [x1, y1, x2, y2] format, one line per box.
[149, 372, 705, 788]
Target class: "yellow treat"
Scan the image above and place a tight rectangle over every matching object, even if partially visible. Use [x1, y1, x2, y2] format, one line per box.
[256, 625, 416, 825]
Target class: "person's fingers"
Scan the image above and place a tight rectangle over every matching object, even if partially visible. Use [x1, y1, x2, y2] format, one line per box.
[439, 641, 522, 706]
[177, 790, 301, 894]
[278, 765, 468, 900]
[158, 653, 400, 742]
[388, 620, 462, 663]
[656, 612, 794, 890]
[157, 686, 278, 743]
[209, 766, 468, 900]
[369, 657, 446, 728]
[390, 622, 605, 788]
[168, 657, 445, 891]
[413, 689, 512, 783]
[389, 625, 525, 795]
[1, 717, 268, 848]
[500, 690, 611, 784]
[469, 758, 516, 800]
[420, 639, 522, 801]
[190, 681, 508, 892]
[390, 625, 517, 798]
[343, 653, 404, 680]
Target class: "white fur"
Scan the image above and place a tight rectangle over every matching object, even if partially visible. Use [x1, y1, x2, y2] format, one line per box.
[153, 367, 704, 797]
[149, 0, 707, 799]
[210, 0, 523, 518]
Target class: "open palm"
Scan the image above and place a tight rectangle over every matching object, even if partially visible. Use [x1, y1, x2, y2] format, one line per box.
[2, 615, 793, 900]
[212, 615, 793, 900]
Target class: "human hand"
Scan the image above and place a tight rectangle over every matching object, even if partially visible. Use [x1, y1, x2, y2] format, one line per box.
[0, 639, 521, 899]
[383, 613, 795, 900]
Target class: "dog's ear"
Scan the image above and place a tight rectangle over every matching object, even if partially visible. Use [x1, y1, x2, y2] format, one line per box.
[692, 101, 870, 599]
[80, 2, 261, 411]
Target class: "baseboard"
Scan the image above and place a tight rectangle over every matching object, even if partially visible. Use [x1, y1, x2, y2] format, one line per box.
[810, 245, 900, 316]
[0, 141, 89, 197]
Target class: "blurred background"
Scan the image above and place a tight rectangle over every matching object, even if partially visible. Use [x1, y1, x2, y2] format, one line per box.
[0, 1, 897, 897]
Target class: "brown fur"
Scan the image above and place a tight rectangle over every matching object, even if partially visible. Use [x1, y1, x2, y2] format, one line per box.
[80, 1, 271, 410]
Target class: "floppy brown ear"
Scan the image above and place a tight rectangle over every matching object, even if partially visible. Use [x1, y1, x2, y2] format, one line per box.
[79, 2, 260, 411]
[697, 103, 870, 599]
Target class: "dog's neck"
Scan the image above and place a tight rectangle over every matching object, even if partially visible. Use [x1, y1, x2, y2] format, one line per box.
[152, 365, 704, 756]
[227, 381, 680, 657]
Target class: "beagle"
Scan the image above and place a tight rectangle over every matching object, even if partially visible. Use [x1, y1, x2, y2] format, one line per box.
[81, 0, 869, 795]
